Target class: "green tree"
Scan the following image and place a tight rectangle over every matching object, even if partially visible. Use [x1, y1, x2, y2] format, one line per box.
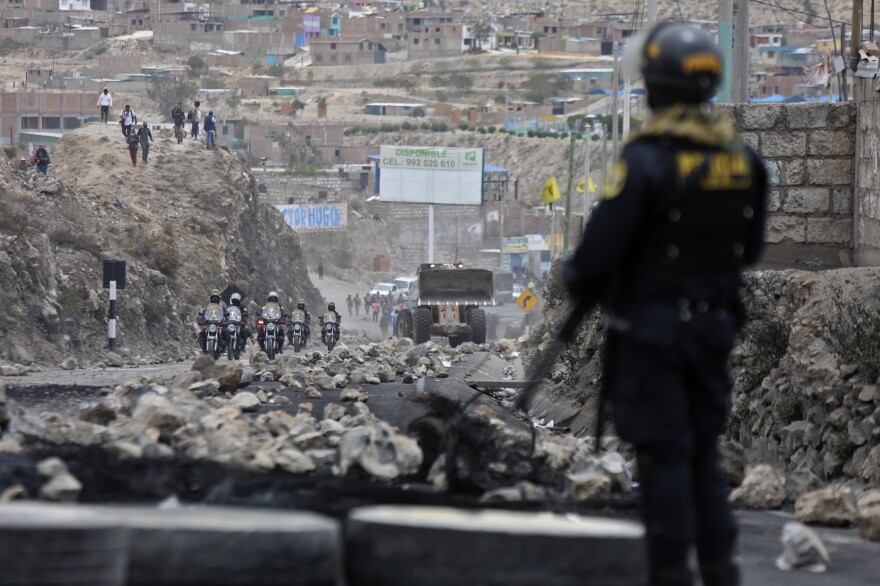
[188, 55, 208, 77]
[147, 78, 198, 120]
[469, 22, 491, 53]
[410, 106, 426, 118]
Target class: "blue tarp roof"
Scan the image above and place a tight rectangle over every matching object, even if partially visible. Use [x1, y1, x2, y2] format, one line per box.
[750, 94, 841, 103]
[751, 94, 786, 102]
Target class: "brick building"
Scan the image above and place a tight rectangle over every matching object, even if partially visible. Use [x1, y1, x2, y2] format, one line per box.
[0, 91, 95, 144]
[310, 38, 386, 66]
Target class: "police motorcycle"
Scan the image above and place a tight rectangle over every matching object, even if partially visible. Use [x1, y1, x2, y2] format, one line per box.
[321, 312, 339, 352]
[258, 303, 285, 360]
[201, 303, 226, 359]
[289, 309, 307, 353]
[225, 304, 245, 361]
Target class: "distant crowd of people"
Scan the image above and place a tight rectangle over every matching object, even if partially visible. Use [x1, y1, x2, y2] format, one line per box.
[343, 291, 407, 339]
[97, 89, 219, 167]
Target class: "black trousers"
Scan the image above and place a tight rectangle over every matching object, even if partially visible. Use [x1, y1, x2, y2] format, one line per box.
[101, 105, 109, 123]
[609, 310, 739, 586]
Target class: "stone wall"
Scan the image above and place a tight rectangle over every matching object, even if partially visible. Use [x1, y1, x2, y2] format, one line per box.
[720, 103, 856, 270]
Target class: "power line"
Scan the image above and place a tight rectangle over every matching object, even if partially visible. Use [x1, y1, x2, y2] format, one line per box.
[750, 0, 848, 26]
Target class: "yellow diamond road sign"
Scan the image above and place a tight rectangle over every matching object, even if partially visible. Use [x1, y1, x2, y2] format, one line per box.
[516, 289, 539, 313]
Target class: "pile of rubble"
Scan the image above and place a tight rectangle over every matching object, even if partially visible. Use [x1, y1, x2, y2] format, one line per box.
[730, 464, 880, 542]
[0, 339, 636, 507]
[528, 265, 880, 489]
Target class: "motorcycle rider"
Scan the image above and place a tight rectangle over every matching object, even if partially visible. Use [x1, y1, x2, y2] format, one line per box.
[224, 292, 251, 353]
[287, 299, 312, 347]
[257, 291, 286, 353]
[322, 302, 342, 344]
[198, 289, 226, 353]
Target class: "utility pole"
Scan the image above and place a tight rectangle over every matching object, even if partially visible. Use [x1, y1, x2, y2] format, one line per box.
[851, 0, 863, 65]
[647, 0, 658, 25]
[623, 77, 631, 139]
[841, 24, 849, 102]
[611, 42, 620, 158]
[732, 0, 750, 103]
[563, 131, 576, 256]
[718, 0, 734, 102]
[582, 120, 592, 234]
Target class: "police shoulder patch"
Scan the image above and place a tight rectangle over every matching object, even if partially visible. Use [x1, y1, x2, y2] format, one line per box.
[603, 160, 628, 200]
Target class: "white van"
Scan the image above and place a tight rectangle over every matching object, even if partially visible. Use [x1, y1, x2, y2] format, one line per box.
[393, 276, 418, 299]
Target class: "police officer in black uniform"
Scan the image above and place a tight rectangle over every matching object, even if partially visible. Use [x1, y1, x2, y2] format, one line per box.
[563, 22, 768, 586]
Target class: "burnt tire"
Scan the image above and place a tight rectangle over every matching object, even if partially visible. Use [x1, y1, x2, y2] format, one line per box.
[105, 506, 342, 586]
[397, 310, 414, 339]
[0, 503, 129, 586]
[469, 308, 487, 344]
[345, 506, 647, 586]
[413, 308, 431, 345]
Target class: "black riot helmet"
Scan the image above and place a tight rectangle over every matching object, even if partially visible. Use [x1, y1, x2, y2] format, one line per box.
[328, 302, 336, 312]
[639, 22, 722, 109]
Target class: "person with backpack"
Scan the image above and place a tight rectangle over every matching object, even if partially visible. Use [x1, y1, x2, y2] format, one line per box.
[32, 144, 50, 174]
[126, 131, 140, 166]
[137, 121, 153, 164]
[171, 102, 186, 144]
[203, 110, 217, 150]
[189, 101, 201, 140]
[119, 104, 136, 137]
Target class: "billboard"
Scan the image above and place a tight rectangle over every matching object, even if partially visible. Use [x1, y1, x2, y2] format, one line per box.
[276, 203, 348, 231]
[379, 145, 484, 205]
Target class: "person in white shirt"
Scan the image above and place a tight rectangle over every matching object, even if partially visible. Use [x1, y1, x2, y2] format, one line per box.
[189, 100, 201, 140]
[97, 88, 112, 123]
[119, 104, 136, 137]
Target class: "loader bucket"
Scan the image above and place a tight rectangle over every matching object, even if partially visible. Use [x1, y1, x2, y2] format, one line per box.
[418, 269, 495, 306]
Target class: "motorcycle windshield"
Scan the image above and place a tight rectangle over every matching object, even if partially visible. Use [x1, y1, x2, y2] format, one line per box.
[204, 304, 225, 322]
[227, 306, 242, 322]
[323, 313, 336, 324]
[262, 304, 282, 320]
[291, 310, 306, 323]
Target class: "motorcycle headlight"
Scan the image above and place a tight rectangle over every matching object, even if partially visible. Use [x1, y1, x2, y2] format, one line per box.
[227, 324, 236, 332]
[267, 323, 275, 331]
[208, 324, 217, 332]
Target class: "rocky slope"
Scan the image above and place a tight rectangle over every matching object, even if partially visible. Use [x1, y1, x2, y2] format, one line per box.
[0, 124, 321, 366]
[525, 266, 880, 488]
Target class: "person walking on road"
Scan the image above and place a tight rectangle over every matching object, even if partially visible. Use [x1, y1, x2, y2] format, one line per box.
[371, 299, 380, 322]
[98, 88, 112, 124]
[562, 22, 767, 586]
[353, 294, 361, 316]
[379, 308, 390, 338]
[171, 101, 186, 144]
[120, 104, 136, 137]
[137, 122, 153, 164]
[346, 294, 353, 316]
[126, 130, 140, 166]
[317, 261, 325, 280]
